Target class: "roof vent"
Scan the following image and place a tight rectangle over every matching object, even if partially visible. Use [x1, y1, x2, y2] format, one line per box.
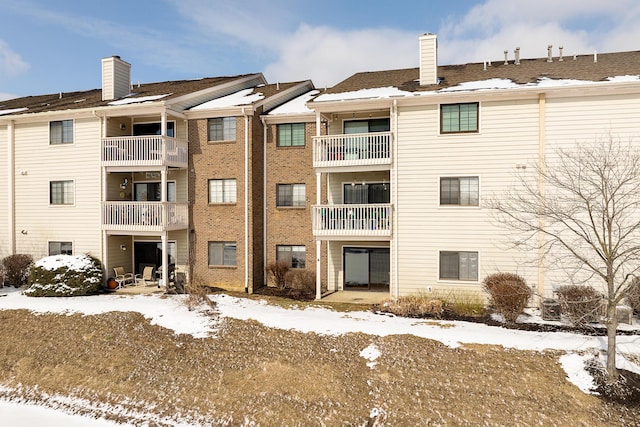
[514, 47, 520, 65]
[558, 46, 564, 62]
[547, 45, 553, 62]
[504, 50, 508, 65]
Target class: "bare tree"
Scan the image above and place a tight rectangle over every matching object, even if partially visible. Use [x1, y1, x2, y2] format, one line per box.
[489, 135, 640, 384]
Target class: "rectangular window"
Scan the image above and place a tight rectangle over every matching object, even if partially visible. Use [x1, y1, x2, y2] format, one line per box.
[133, 122, 175, 137]
[440, 177, 479, 206]
[50, 180, 74, 205]
[208, 241, 237, 266]
[49, 241, 72, 255]
[208, 179, 237, 203]
[344, 183, 390, 204]
[441, 103, 478, 133]
[50, 120, 73, 145]
[277, 184, 306, 207]
[277, 123, 305, 147]
[277, 245, 306, 268]
[439, 251, 478, 281]
[208, 117, 236, 141]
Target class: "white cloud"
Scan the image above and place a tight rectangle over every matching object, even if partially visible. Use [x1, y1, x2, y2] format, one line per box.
[0, 40, 29, 78]
[265, 25, 417, 87]
[0, 92, 18, 101]
[438, 0, 640, 64]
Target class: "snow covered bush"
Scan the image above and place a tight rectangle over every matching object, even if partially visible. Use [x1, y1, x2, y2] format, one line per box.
[482, 273, 531, 323]
[25, 254, 103, 297]
[0, 254, 33, 288]
[556, 285, 603, 326]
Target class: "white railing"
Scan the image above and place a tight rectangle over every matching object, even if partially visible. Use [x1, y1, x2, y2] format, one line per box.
[313, 132, 391, 168]
[102, 202, 188, 232]
[312, 204, 392, 238]
[102, 136, 188, 167]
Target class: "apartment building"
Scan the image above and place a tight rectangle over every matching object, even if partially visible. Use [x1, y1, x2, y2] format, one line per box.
[186, 80, 315, 292]
[3, 34, 640, 301]
[0, 57, 312, 289]
[307, 34, 640, 299]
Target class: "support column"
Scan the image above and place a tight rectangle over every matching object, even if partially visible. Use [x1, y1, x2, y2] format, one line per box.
[315, 171, 322, 300]
[161, 233, 168, 288]
[537, 93, 546, 301]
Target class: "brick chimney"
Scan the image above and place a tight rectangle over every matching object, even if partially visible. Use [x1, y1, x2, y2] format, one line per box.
[419, 33, 438, 86]
[101, 56, 131, 101]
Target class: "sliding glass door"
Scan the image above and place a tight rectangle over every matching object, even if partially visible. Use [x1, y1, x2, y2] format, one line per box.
[344, 247, 390, 290]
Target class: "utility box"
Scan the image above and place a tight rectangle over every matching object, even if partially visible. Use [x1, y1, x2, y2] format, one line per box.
[541, 299, 561, 321]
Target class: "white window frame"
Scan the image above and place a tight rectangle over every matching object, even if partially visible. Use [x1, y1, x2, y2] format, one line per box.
[207, 117, 236, 142]
[437, 250, 479, 282]
[208, 241, 237, 266]
[277, 183, 306, 207]
[49, 180, 75, 206]
[48, 241, 73, 255]
[208, 179, 237, 204]
[439, 176, 480, 207]
[277, 123, 306, 147]
[49, 119, 74, 145]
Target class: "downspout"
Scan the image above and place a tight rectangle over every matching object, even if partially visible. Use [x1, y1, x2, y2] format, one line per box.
[537, 93, 546, 301]
[392, 99, 399, 299]
[7, 120, 15, 255]
[315, 111, 322, 300]
[94, 110, 108, 279]
[261, 117, 268, 286]
[243, 108, 249, 293]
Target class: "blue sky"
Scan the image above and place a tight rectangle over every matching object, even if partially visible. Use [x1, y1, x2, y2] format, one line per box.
[1, 0, 639, 101]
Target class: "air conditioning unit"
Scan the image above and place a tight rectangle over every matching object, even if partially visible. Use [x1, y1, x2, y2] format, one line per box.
[541, 299, 561, 321]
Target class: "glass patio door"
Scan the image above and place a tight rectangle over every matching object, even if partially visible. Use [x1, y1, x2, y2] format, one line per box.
[344, 247, 390, 290]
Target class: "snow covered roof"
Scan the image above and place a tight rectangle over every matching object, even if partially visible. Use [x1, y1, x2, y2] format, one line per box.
[107, 93, 171, 106]
[313, 50, 640, 103]
[267, 89, 319, 115]
[0, 107, 28, 116]
[190, 88, 265, 110]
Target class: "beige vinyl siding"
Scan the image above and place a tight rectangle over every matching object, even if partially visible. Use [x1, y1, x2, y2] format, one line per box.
[395, 99, 540, 297]
[13, 117, 102, 259]
[0, 125, 8, 258]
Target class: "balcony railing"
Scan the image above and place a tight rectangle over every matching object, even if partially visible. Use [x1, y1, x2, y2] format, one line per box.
[102, 136, 188, 168]
[102, 202, 188, 232]
[312, 204, 392, 239]
[313, 132, 391, 169]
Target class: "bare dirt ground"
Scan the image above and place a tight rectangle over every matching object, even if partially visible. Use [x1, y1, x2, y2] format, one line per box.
[0, 303, 638, 426]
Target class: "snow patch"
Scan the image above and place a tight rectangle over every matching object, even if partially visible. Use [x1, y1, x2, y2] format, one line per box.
[360, 343, 381, 369]
[35, 255, 96, 271]
[560, 353, 598, 394]
[268, 90, 319, 115]
[107, 94, 171, 106]
[314, 86, 413, 102]
[191, 88, 264, 110]
[0, 107, 27, 116]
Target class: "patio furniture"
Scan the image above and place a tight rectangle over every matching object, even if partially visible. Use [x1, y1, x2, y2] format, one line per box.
[113, 266, 135, 288]
[135, 266, 157, 287]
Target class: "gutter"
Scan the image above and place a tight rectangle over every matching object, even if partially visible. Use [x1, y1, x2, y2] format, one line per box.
[7, 120, 15, 255]
[243, 107, 249, 293]
[261, 116, 268, 287]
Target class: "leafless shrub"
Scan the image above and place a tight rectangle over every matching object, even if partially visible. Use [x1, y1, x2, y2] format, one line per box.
[285, 269, 315, 292]
[1, 254, 34, 288]
[184, 281, 216, 311]
[265, 261, 289, 289]
[482, 273, 531, 323]
[556, 285, 603, 326]
[380, 293, 444, 318]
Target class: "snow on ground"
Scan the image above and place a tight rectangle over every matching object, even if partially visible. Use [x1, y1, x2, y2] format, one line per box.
[0, 287, 639, 424]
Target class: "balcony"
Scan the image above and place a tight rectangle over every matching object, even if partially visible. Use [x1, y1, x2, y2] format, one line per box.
[312, 204, 392, 240]
[102, 136, 188, 169]
[102, 202, 188, 233]
[313, 132, 391, 171]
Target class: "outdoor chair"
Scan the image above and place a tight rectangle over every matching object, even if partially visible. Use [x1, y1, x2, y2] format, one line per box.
[113, 266, 135, 288]
[135, 266, 157, 287]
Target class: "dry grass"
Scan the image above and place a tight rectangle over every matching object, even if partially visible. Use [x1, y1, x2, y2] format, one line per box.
[0, 306, 637, 425]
